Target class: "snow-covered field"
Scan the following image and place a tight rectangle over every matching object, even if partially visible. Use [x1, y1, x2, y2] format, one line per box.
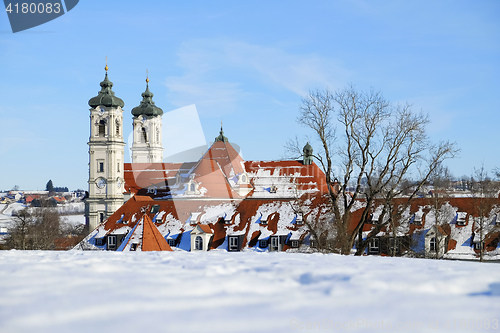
[0, 251, 499, 333]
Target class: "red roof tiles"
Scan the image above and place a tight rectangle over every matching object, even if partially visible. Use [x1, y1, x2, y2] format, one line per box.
[141, 214, 173, 251]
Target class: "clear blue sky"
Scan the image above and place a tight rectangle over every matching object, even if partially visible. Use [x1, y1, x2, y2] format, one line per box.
[1, 0, 499, 191]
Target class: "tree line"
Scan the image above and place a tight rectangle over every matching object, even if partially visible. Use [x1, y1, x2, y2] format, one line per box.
[2, 207, 85, 250]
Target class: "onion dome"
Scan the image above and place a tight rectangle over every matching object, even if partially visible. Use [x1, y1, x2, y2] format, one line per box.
[215, 124, 228, 142]
[88, 63, 124, 108]
[131, 76, 163, 118]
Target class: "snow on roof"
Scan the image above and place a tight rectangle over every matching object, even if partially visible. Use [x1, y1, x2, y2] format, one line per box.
[258, 228, 273, 240]
[110, 226, 131, 235]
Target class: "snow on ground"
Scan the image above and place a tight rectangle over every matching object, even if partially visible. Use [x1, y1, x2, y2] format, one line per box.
[61, 214, 85, 226]
[0, 251, 499, 333]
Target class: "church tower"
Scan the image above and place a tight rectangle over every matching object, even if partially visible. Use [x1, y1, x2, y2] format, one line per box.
[130, 74, 164, 163]
[85, 62, 125, 231]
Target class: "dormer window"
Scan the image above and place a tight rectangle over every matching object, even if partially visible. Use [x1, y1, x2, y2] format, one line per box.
[228, 236, 240, 252]
[295, 213, 304, 225]
[413, 212, 423, 225]
[270, 185, 277, 193]
[260, 219, 268, 225]
[238, 173, 249, 184]
[186, 180, 199, 195]
[368, 238, 379, 254]
[456, 212, 467, 226]
[189, 212, 201, 225]
[368, 207, 383, 224]
[473, 241, 484, 250]
[107, 235, 117, 251]
[95, 237, 104, 246]
[150, 205, 160, 214]
[389, 238, 399, 254]
[429, 237, 437, 252]
[194, 236, 203, 250]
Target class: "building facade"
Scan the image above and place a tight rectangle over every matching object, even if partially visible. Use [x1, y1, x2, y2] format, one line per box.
[85, 66, 125, 230]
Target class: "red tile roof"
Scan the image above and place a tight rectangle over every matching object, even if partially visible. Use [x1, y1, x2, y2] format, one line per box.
[200, 141, 245, 178]
[141, 214, 173, 251]
[196, 223, 213, 234]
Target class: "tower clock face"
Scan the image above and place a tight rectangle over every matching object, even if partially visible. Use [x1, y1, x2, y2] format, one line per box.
[96, 177, 106, 189]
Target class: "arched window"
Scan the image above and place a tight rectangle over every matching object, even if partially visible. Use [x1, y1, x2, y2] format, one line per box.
[430, 237, 437, 252]
[115, 120, 120, 137]
[195, 236, 203, 250]
[98, 120, 106, 137]
[156, 128, 160, 143]
[141, 127, 148, 143]
[190, 183, 196, 192]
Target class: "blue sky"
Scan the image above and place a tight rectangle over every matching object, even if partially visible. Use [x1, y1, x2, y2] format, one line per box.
[0, 0, 499, 191]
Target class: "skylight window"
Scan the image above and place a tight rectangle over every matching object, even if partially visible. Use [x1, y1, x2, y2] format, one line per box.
[150, 205, 160, 214]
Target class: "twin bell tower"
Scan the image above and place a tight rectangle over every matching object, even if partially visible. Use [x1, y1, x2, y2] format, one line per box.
[85, 63, 164, 231]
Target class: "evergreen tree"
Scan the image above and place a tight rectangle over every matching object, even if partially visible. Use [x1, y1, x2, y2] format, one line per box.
[45, 180, 54, 193]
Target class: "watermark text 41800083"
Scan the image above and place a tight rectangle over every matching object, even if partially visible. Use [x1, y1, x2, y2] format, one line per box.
[4, 0, 79, 33]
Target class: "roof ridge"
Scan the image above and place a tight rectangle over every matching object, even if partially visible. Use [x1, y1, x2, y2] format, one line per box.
[142, 214, 173, 251]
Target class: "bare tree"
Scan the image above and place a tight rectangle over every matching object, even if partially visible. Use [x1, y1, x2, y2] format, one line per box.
[5, 207, 62, 250]
[293, 85, 458, 255]
[428, 165, 454, 259]
[469, 165, 500, 262]
[5, 209, 32, 250]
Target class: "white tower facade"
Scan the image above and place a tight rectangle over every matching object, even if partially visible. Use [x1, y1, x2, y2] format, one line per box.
[85, 66, 125, 231]
[130, 77, 164, 163]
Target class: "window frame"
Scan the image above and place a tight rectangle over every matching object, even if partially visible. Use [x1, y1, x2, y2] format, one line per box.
[194, 236, 203, 251]
[107, 235, 117, 250]
[97, 160, 105, 173]
[228, 236, 239, 252]
[368, 238, 379, 254]
[270, 236, 280, 251]
[429, 236, 437, 252]
[98, 119, 106, 137]
[388, 237, 400, 254]
[474, 241, 484, 250]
